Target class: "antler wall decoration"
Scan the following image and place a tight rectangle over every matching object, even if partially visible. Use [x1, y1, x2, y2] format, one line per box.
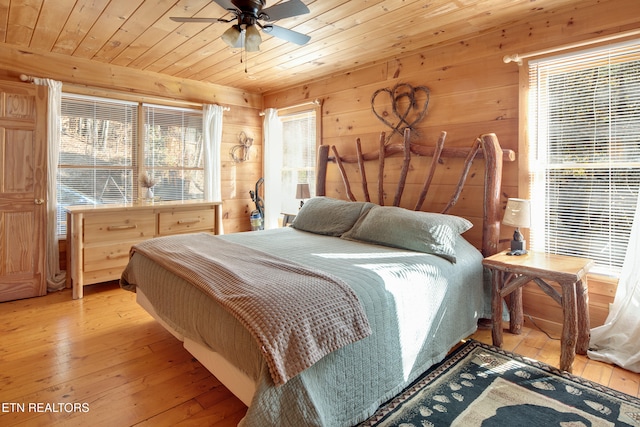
[371, 83, 430, 144]
[230, 131, 254, 162]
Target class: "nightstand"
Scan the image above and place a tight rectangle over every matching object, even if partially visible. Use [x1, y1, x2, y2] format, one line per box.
[281, 213, 296, 227]
[482, 251, 594, 372]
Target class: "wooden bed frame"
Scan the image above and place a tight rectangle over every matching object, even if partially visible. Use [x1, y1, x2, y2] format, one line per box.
[316, 130, 515, 257]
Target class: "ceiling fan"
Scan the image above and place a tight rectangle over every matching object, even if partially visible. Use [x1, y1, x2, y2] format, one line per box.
[170, 0, 311, 52]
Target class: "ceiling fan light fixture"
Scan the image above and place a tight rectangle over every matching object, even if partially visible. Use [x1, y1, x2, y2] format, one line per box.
[221, 25, 242, 48]
[245, 24, 262, 52]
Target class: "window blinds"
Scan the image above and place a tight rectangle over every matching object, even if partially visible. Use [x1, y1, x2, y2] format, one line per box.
[528, 39, 640, 276]
[57, 96, 205, 236]
[142, 104, 204, 201]
[280, 110, 317, 214]
[58, 94, 138, 235]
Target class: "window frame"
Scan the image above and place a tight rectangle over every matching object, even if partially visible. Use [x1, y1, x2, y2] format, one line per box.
[277, 101, 322, 215]
[57, 91, 204, 236]
[521, 39, 640, 277]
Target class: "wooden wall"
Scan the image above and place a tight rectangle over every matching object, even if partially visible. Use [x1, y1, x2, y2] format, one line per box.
[264, 0, 637, 333]
[0, 44, 264, 235]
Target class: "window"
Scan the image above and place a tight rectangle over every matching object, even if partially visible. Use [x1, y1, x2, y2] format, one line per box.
[279, 105, 319, 214]
[527, 39, 640, 276]
[142, 104, 204, 202]
[58, 94, 203, 235]
[58, 95, 137, 235]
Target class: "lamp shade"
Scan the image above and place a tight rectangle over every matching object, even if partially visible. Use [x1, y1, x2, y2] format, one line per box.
[221, 25, 242, 48]
[296, 183, 311, 199]
[244, 25, 262, 52]
[502, 198, 531, 228]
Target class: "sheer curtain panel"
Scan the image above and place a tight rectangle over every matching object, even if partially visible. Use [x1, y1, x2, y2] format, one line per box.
[262, 109, 283, 229]
[203, 104, 224, 233]
[33, 78, 66, 291]
[588, 190, 640, 373]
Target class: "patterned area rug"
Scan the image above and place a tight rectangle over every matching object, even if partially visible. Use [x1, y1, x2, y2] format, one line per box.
[360, 340, 640, 426]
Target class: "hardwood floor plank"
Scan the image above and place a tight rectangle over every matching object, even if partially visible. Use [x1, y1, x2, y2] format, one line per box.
[609, 365, 640, 398]
[581, 357, 615, 386]
[1, 281, 639, 426]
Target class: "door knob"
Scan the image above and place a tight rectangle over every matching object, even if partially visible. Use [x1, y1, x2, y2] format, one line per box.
[34, 199, 44, 205]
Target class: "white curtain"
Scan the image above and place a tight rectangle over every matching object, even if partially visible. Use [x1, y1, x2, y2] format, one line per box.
[203, 104, 224, 234]
[32, 78, 66, 292]
[588, 190, 640, 373]
[262, 108, 283, 229]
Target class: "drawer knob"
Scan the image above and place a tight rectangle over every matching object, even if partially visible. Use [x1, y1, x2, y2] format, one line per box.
[106, 253, 129, 260]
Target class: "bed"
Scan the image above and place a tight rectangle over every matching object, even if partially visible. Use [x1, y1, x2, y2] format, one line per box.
[120, 130, 513, 426]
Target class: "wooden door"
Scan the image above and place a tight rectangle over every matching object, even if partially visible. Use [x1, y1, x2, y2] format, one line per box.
[0, 81, 47, 301]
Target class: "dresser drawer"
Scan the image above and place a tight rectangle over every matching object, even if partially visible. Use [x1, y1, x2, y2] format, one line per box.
[84, 211, 155, 244]
[83, 241, 138, 273]
[158, 208, 215, 235]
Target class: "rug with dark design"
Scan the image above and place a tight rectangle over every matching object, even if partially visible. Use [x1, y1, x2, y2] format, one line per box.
[360, 340, 640, 426]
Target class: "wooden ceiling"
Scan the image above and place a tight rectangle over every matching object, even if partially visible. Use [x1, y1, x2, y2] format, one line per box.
[1, 0, 581, 94]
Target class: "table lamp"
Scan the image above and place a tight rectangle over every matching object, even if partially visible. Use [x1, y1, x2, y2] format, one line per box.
[296, 183, 311, 208]
[502, 198, 531, 256]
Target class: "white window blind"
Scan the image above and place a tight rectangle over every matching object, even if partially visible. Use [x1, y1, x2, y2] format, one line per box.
[280, 109, 317, 214]
[58, 94, 138, 235]
[142, 104, 204, 201]
[528, 39, 640, 276]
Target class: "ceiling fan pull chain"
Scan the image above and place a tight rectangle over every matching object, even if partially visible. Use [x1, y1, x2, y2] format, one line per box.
[242, 37, 248, 73]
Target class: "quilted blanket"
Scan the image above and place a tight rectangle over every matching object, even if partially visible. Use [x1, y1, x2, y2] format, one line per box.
[124, 232, 372, 385]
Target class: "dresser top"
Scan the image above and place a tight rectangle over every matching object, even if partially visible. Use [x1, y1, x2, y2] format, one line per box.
[64, 199, 221, 214]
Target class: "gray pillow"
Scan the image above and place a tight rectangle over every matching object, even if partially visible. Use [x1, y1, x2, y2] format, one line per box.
[292, 197, 375, 236]
[341, 205, 473, 262]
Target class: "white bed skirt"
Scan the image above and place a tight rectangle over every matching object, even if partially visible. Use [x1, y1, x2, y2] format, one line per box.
[136, 288, 257, 406]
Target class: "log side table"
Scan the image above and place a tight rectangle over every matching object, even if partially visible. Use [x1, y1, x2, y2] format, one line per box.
[482, 251, 594, 373]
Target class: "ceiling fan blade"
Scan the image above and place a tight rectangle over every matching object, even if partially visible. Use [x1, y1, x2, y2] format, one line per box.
[260, 0, 309, 21]
[263, 24, 310, 45]
[170, 17, 222, 23]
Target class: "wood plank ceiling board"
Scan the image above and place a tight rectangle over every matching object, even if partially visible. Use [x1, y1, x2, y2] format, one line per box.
[0, 0, 615, 94]
[73, 0, 146, 60]
[92, 0, 193, 63]
[29, 0, 76, 51]
[120, 2, 224, 69]
[5, 0, 42, 46]
[109, 0, 215, 67]
[52, 0, 111, 55]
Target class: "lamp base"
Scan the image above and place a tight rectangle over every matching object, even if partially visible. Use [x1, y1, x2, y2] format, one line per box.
[507, 239, 527, 256]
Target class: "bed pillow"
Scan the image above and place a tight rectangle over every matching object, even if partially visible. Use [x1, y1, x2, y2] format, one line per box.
[291, 197, 375, 236]
[341, 205, 473, 262]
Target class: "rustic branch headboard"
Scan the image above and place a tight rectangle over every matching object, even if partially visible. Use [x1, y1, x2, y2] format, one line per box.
[315, 129, 516, 257]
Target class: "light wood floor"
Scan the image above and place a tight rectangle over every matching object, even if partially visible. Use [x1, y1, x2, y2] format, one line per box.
[1, 281, 639, 426]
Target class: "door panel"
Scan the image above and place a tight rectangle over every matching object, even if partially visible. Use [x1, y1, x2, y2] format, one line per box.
[0, 81, 47, 302]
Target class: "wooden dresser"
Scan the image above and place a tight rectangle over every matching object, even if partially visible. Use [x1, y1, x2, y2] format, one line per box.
[66, 200, 222, 299]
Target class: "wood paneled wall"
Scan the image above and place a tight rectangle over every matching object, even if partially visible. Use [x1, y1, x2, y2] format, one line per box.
[264, 0, 637, 332]
[0, 44, 264, 234]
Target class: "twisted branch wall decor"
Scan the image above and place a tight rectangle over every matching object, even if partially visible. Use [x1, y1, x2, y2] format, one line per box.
[371, 83, 430, 145]
[230, 131, 254, 162]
